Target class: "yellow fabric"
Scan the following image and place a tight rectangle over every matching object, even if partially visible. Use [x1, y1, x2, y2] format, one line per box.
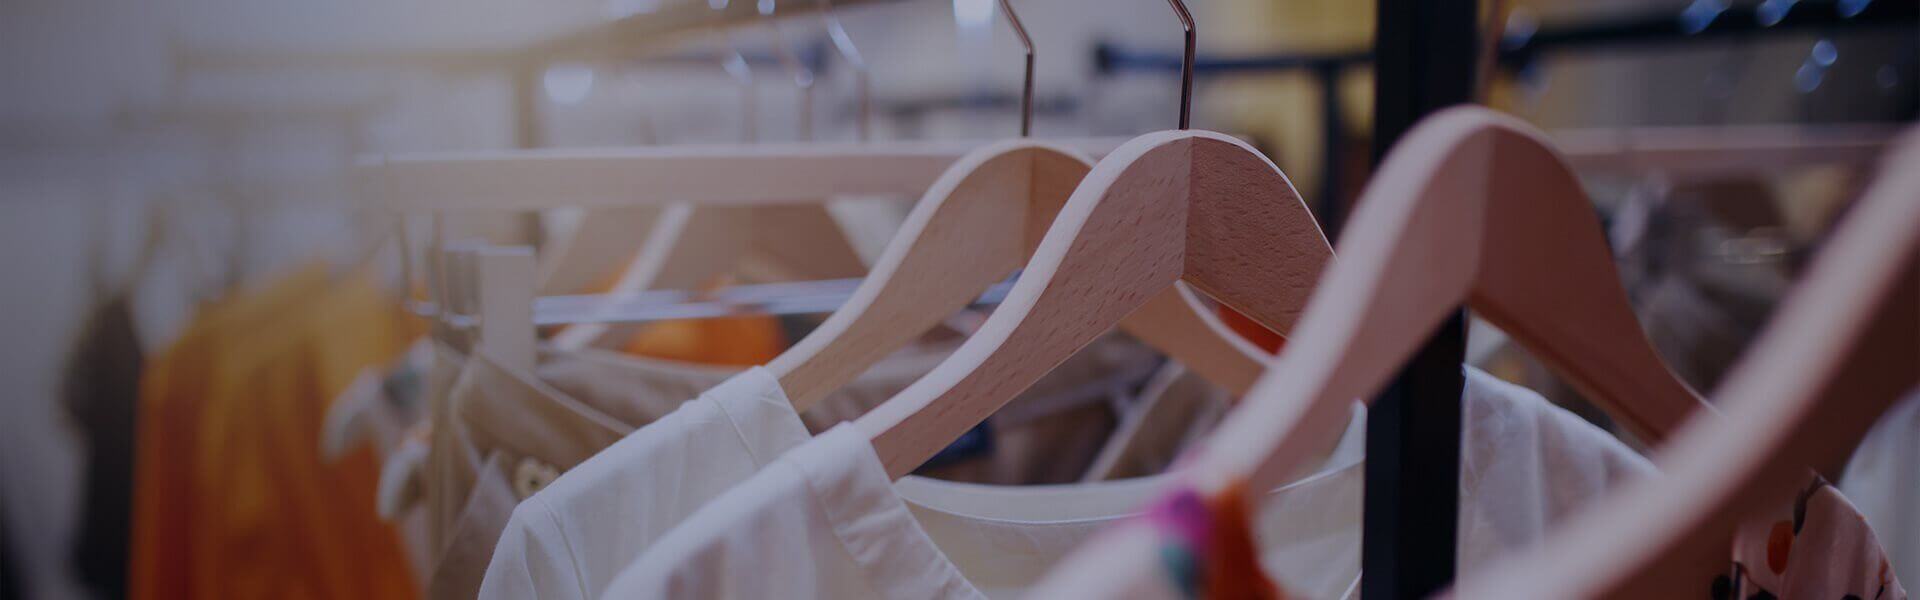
[132, 266, 422, 599]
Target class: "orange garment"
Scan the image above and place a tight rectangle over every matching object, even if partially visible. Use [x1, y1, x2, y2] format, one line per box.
[132, 267, 421, 599]
[132, 266, 331, 600]
[562, 269, 789, 367]
[620, 316, 786, 367]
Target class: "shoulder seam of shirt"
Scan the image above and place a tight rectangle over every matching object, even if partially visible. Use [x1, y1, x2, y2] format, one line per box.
[532, 494, 595, 600]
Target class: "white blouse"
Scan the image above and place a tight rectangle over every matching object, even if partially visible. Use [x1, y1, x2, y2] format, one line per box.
[602, 368, 1655, 599]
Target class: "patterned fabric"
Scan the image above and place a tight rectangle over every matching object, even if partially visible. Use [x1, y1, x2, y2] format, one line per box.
[1146, 484, 1284, 600]
[1721, 478, 1908, 600]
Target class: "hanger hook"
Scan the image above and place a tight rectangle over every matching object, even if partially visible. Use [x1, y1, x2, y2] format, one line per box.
[818, 0, 871, 141]
[997, 0, 1034, 137]
[761, 0, 817, 141]
[710, 3, 758, 143]
[1166, 0, 1193, 130]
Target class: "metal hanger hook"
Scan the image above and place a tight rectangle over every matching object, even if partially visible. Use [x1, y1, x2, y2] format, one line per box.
[997, 0, 1034, 137]
[1166, 0, 1194, 130]
[761, 0, 817, 141]
[818, 0, 872, 141]
[709, 0, 758, 142]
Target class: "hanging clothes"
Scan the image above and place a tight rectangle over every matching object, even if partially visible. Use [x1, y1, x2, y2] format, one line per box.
[472, 335, 1179, 600]
[131, 265, 332, 600]
[130, 265, 421, 600]
[1033, 380, 1913, 600]
[1723, 478, 1906, 600]
[600, 368, 1654, 599]
[1842, 390, 1920, 591]
[60, 293, 144, 599]
[0, 491, 20, 600]
[432, 343, 946, 599]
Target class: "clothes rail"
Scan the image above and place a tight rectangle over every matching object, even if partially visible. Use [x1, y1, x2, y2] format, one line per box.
[1555, 123, 1903, 176]
[1097, 0, 1916, 78]
[420, 277, 1018, 328]
[358, 138, 1132, 212]
[1093, 0, 1919, 235]
[172, 0, 901, 73]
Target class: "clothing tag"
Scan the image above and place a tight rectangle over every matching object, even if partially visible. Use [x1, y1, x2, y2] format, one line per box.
[917, 421, 995, 472]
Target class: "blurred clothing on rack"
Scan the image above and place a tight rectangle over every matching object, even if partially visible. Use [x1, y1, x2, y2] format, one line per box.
[60, 293, 144, 599]
[130, 264, 422, 600]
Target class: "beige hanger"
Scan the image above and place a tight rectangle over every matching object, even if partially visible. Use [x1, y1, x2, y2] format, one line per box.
[851, 0, 1333, 478]
[549, 19, 869, 352]
[851, 128, 1330, 479]
[766, 0, 1266, 410]
[533, 206, 667, 296]
[1025, 105, 1724, 600]
[1450, 130, 1920, 599]
[363, 139, 1131, 214]
[1179, 106, 1707, 498]
[766, 139, 1271, 410]
[473, 245, 538, 372]
[549, 204, 869, 351]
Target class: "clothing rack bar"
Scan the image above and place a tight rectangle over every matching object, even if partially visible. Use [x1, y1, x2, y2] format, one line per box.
[173, 0, 900, 74]
[1361, 0, 1475, 598]
[1094, 0, 1917, 78]
[418, 276, 1018, 327]
[1555, 123, 1904, 176]
[1094, 0, 1918, 233]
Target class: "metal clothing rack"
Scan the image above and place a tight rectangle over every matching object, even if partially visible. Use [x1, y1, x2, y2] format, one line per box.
[173, 0, 902, 150]
[1361, 0, 1474, 597]
[420, 276, 1017, 327]
[1093, 0, 1919, 237]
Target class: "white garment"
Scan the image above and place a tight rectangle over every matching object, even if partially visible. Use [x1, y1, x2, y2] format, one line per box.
[603, 368, 1653, 600]
[1843, 390, 1920, 588]
[603, 424, 988, 599]
[478, 367, 811, 600]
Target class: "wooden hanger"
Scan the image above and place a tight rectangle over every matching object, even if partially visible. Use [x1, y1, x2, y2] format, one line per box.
[1024, 105, 1724, 600]
[766, 0, 1266, 410]
[547, 203, 870, 351]
[764, 138, 1270, 410]
[472, 245, 538, 372]
[360, 139, 1130, 214]
[1450, 130, 1920, 600]
[848, 128, 1333, 477]
[851, 0, 1333, 478]
[534, 206, 666, 296]
[1171, 106, 1708, 499]
[546, 32, 873, 351]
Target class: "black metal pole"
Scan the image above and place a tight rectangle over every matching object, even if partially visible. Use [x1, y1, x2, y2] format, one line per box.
[1362, 0, 1474, 598]
[1316, 62, 1346, 236]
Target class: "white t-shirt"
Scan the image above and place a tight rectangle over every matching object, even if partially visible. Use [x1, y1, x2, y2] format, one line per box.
[602, 368, 1654, 599]
[478, 367, 811, 600]
[1843, 390, 1920, 588]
